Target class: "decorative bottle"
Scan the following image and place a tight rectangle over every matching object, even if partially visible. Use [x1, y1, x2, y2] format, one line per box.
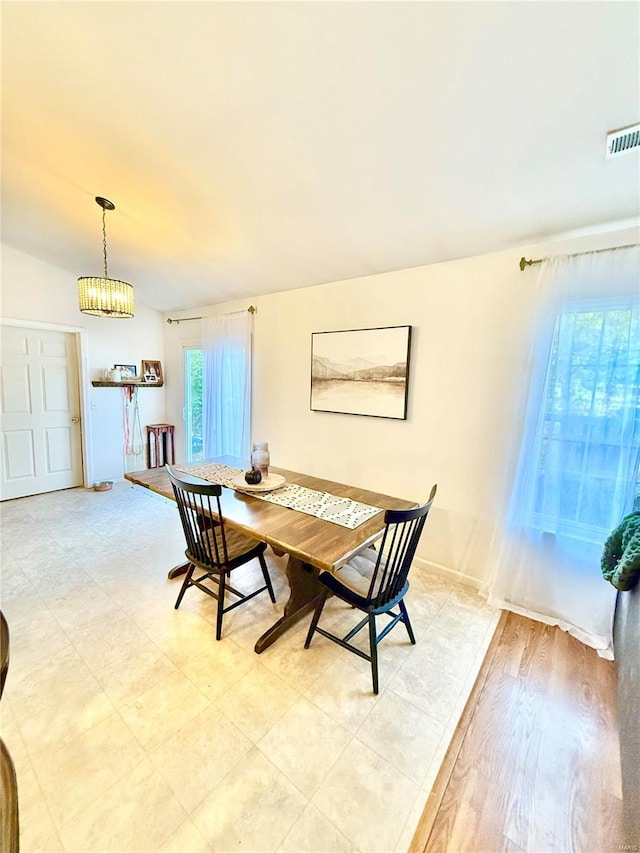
[251, 442, 270, 477]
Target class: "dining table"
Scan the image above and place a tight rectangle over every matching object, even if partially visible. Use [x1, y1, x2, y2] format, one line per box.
[124, 456, 417, 653]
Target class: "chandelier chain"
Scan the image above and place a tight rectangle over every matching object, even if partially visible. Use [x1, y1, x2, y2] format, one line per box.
[102, 207, 109, 278]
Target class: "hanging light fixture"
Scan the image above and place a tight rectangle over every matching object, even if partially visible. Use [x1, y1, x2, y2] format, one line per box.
[77, 196, 135, 318]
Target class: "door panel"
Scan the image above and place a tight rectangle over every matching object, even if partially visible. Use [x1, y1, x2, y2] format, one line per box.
[3, 430, 36, 479]
[39, 337, 67, 358]
[1, 364, 32, 413]
[45, 426, 73, 473]
[42, 366, 69, 411]
[1, 326, 83, 500]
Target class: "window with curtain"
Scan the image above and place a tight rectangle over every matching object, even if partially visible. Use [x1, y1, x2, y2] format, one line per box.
[201, 311, 253, 460]
[529, 297, 640, 542]
[488, 246, 640, 657]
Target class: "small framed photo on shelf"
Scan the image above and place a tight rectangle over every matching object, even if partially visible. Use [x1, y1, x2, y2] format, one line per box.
[114, 364, 137, 380]
[142, 360, 163, 383]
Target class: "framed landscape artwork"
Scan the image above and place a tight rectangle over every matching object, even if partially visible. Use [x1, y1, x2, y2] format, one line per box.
[310, 325, 412, 419]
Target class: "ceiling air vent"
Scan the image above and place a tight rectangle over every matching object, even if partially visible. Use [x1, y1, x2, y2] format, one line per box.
[606, 123, 640, 158]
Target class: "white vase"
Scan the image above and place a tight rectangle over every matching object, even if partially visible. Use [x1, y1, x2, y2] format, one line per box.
[251, 442, 269, 476]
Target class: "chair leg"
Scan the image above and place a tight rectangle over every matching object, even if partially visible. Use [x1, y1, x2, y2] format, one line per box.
[259, 553, 276, 603]
[215, 572, 226, 641]
[174, 563, 195, 609]
[304, 590, 329, 649]
[399, 599, 416, 644]
[368, 613, 379, 695]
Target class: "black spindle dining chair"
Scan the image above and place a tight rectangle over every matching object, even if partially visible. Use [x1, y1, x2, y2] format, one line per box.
[166, 466, 276, 640]
[304, 485, 437, 693]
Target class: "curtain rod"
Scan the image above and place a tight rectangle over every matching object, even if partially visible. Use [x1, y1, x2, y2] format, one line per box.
[519, 242, 638, 271]
[166, 305, 256, 324]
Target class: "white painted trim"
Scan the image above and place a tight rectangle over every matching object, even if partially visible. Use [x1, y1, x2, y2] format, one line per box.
[1, 317, 84, 333]
[0, 316, 93, 488]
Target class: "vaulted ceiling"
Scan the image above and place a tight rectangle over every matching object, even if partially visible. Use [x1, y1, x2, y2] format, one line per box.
[2, 2, 638, 312]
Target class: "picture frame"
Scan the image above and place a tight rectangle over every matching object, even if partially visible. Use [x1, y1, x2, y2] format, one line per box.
[113, 364, 137, 379]
[310, 325, 411, 420]
[141, 360, 163, 383]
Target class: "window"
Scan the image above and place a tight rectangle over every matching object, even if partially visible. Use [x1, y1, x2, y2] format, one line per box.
[529, 297, 640, 542]
[490, 250, 639, 656]
[184, 347, 203, 463]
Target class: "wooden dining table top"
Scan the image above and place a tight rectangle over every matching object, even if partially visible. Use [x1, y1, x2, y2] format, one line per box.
[124, 456, 417, 572]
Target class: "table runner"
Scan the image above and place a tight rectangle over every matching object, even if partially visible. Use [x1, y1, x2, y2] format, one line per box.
[175, 462, 383, 529]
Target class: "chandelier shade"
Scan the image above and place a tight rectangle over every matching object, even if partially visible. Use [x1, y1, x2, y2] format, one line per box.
[77, 276, 135, 318]
[78, 196, 135, 318]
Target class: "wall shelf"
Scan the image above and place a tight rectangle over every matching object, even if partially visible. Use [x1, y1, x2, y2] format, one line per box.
[91, 381, 164, 388]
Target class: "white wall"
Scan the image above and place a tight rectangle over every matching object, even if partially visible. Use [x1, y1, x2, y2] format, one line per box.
[1, 244, 167, 484]
[163, 221, 639, 586]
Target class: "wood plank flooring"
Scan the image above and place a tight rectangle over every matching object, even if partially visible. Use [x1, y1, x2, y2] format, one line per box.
[410, 612, 623, 853]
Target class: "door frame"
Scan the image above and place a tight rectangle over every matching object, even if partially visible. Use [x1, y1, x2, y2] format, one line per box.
[1, 317, 92, 488]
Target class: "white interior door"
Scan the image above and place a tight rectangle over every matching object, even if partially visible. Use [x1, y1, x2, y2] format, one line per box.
[1, 325, 83, 500]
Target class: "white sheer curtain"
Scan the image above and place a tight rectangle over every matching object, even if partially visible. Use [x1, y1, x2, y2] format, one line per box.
[202, 310, 253, 460]
[488, 246, 640, 658]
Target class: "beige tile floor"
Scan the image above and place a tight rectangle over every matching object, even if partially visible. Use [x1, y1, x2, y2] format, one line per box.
[0, 483, 499, 853]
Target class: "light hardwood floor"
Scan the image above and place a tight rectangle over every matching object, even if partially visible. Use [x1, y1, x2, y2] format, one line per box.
[410, 611, 623, 853]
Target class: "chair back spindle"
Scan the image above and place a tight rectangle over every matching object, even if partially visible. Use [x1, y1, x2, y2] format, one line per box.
[367, 484, 437, 608]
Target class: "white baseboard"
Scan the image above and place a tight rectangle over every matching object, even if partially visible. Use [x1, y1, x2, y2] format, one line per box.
[412, 556, 484, 592]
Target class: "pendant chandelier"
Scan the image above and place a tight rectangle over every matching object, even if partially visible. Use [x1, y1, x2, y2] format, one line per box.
[77, 196, 135, 318]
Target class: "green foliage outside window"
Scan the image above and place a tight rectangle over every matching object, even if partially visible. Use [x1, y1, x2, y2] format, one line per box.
[187, 348, 203, 461]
